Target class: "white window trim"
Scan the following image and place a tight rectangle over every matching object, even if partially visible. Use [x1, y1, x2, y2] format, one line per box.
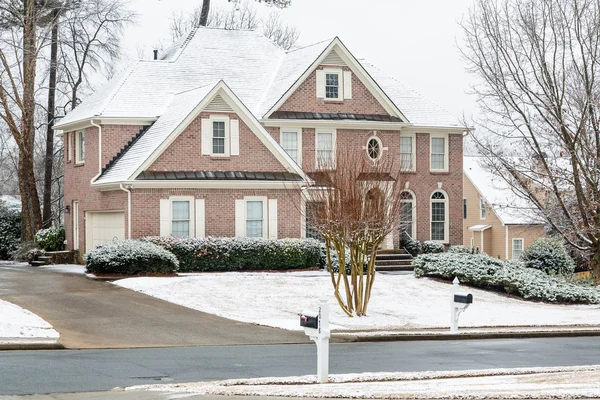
[315, 129, 337, 169]
[323, 68, 343, 101]
[430, 189, 449, 243]
[400, 190, 417, 239]
[399, 133, 416, 172]
[512, 238, 524, 260]
[480, 197, 487, 220]
[75, 131, 85, 164]
[280, 127, 302, 167]
[244, 196, 268, 238]
[210, 115, 230, 157]
[169, 196, 195, 237]
[429, 134, 448, 172]
[365, 135, 383, 161]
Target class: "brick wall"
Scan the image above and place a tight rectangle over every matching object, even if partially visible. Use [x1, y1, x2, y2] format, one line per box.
[149, 113, 287, 172]
[101, 125, 144, 168]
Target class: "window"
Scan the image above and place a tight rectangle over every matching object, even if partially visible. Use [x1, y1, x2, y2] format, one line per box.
[316, 130, 335, 168]
[171, 200, 191, 237]
[400, 191, 416, 239]
[431, 191, 448, 242]
[366, 136, 382, 161]
[512, 238, 524, 260]
[430, 136, 447, 171]
[400, 135, 414, 171]
[246, 200, 264, 238]
[76, 131, 85, 163]
[281, 129, 301, 165]
[463, 199, 467, 219]
[480, 198, 487, 219]
[212, 121, 226, 154]
[325, 73, 340, 99]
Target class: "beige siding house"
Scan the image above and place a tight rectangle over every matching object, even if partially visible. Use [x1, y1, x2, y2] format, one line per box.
[463, 157, 545, 260]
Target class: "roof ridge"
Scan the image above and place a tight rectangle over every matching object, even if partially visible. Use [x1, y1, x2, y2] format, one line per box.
[286, 37, 333, 54]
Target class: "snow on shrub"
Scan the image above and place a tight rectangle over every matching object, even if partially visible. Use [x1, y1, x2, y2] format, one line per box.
[413, 252, 599, 304]
[0, 204, 20, 259]
[142, 237, 321, 272]
[448, 245, 471, 254]
[400, 232, 421, 256]
[86, 240, 179, 275]
[422, 240, 444, 254]
[521, 238, 575, 276]
[35, 225, 65, 251]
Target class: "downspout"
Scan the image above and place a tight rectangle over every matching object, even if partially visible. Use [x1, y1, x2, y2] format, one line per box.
[90, 119, 102, 184]
[119, 183, 133, 240]
[480, 230, 484, 254]
[505, 225, 509, 260]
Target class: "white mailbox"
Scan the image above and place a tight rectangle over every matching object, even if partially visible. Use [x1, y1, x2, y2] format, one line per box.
[300, 298, 330, 383]
[450, 277, 473, 333]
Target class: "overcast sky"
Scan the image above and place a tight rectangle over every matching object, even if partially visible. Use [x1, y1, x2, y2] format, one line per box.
[122, 0, 477, 120]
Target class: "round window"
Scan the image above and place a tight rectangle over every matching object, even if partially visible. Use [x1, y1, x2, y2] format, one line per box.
[367, 137, 382, 160]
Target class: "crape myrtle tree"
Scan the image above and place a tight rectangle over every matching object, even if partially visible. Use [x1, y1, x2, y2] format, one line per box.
[304, 144, 407, 317]
[461, 0, 600, 283]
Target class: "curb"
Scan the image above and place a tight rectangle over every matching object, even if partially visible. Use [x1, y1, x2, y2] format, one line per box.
[0, 341, 64, 351]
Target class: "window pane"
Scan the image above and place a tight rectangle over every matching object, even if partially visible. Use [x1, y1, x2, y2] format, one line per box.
[400, 137, 412, 153]
[400, 202, 413, 237]
[432, 137, 445, 153]
[213, 121, 225, 137]
[79, 132, 85, 160]
[172, 201, 190, 220]
[367, 138, 380, 160]
[246, 221, 263, 238]
[212, 121, 226, 154]
[213, 138, 225, 154]
[400, 154, 412, 170]
[431, 154, 445, 170]
[282, 132, 298, 162]
[247, 201, 263, 219]
[431, 222, 445, 241]
[325, 73, 339, 99]
[317, 133, 332, 150]
[326, 74, 338, 86]
[432, 202, 445, 222]
[172, 221, 189, 237]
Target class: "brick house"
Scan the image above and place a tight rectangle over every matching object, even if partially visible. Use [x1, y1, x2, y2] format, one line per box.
[55, 28, 466, 254]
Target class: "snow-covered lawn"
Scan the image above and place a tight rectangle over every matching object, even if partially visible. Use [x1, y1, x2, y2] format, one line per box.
[132, 365, 600, 399]
[0, 299, 59, 343]
[115, 271, 600, 331]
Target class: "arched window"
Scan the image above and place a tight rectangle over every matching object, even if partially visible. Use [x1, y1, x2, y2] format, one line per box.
[430, 190, 448, 242]
[366, 136, 382, 161]
[400, 190, 416, 239]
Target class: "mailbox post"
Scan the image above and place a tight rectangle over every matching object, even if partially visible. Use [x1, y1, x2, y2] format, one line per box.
[300, 297, 330, 383]
[450, 277, 473, 333]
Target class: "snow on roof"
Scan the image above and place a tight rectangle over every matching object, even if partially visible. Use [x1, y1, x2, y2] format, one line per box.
[468, 224, 491, 231]
[57, 28, 462, 129]
[464, 156, 544, 225]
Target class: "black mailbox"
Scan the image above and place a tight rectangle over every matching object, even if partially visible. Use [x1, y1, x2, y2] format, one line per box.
[453, 293, 473, 304]
[300, 313, 319, 329]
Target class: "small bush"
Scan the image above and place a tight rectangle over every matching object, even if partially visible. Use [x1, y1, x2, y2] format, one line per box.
[413, 252, 600, 304]
[0, 204, 21, 260]
[422, 240, 444, 254]
[400, 232, 421, 257]
[521, 238, 575, 276]
[9, 241, 37, 262]
[143, 237, 321, 272]
[85, 240, 179, 275]
[448, 245, 471, 254]
[35, 226, 65, 251]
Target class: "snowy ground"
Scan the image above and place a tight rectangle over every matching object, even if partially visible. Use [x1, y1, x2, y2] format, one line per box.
[131, 365, 600, 399]
[0, 299, 59, 344]
[115, 271, 600, 331]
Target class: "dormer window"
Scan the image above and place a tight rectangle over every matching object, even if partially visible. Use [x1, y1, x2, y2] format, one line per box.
[212, 121, 226, 154]
[316, 68, 351, 100]
[325, 73, 340, 99]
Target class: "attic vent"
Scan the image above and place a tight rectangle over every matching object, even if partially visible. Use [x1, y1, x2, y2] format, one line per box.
[321, 50, 346, 66]
[204, 95, 233, 112]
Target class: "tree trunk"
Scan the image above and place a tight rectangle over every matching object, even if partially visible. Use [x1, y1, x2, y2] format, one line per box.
[42, 18, 59, 228]
[199, 0, 210, 26]
[591, 242, 600, 285]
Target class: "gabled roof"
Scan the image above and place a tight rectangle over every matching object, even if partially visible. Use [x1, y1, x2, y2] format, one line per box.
[464, 156, 544, 225]
[55, 27, 462, 130]
[95, 81, 307, 186]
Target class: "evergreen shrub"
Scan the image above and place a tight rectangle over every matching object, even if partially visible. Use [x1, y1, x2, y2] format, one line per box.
[0, 204, 21, 259]
[35, 226, 65, 251]
[422, 240, 444, 254]
[86, 240, 179, 275]
[521, 238, 575, 276]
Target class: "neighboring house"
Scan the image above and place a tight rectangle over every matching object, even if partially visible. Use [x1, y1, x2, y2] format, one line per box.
[55, 28, 466, 254]
[463, 156, 545, 260]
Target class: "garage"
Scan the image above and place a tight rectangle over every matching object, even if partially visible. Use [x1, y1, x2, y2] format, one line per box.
[85, 211, 125, 253]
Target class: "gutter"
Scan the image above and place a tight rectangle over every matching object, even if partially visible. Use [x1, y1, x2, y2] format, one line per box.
[119, 183, 133, 239]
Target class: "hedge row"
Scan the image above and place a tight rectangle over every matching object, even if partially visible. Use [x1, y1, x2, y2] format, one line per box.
[413, 252, 600, 304]
[142, 237, 322, 272]
[86, 240, 179, 275]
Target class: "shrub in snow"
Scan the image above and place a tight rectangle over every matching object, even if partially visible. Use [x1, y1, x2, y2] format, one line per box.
[0, 203, 21, 259]
[422, 240, 444, 254]
[413, 252, 600, 304]
[35, 225, 65, 251]
[400, 232, 421, 257]
[142, 237, 321, 272]
[448, 245, 471, 254]
[86, 240, 179, 275]
[521, 238, 575, 276]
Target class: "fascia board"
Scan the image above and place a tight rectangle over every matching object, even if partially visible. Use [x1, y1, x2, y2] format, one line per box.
[261, 119, 411, 131]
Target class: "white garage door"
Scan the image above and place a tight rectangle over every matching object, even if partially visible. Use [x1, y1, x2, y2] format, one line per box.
[86, 211, 125, 253]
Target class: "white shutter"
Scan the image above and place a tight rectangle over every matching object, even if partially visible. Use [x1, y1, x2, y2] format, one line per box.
[343, 70, 352, 99]
[268, 199, 278, 240]
[235, 199, 245, 237]
[159, 199, 171, 236]
[201, 118, 211, 155]
[230, 119, 240, 156]
[316, 70, 325, 98]
[195, 199, 205, 238]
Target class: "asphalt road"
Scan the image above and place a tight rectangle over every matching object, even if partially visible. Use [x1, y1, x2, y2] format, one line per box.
[2, 337, 600, 396]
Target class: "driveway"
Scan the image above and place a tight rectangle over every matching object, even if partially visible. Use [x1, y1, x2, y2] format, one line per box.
[0, 264, 307, 349]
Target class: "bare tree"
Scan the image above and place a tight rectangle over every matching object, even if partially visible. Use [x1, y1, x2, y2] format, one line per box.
[461, 0, 600, 282]
[261, 12, 297, 50]
[193, 0, 290, 27]
[304, 145, 407, 317]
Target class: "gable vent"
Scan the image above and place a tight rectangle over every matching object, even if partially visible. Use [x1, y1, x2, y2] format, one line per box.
[321, 50, 346, 66]
[204, 95, 234, 112]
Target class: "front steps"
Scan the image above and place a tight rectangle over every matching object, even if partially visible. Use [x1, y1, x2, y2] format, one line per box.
[374, 249, 413, 271]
